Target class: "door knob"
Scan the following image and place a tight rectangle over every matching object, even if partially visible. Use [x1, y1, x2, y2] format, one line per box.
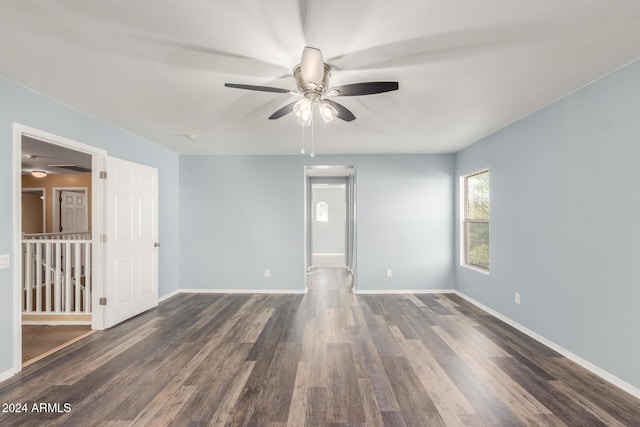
[154, 242, 160, 248]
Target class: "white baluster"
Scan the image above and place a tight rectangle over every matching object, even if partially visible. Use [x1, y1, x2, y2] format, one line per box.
[44, 243, 51, 313]
[35, 243, 42, 312]
[65, 243, 72, 313]
[54, 242, 61, 313]
[25, 244, 32, 312]
[74, 242, 81, 313]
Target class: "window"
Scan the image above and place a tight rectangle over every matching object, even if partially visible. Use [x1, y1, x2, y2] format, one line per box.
[463, 169, 490, 271]
[316, 202, 328, 222]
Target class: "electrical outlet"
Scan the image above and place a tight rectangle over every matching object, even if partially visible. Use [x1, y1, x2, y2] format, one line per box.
[514, 292, 521, 305]
[386, 269, 392, 278]
[264, 268, 271, 278]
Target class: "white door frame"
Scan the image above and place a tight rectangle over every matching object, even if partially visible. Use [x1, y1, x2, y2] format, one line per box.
[52, 187, 88, 233]
[12, 123, 107, 375]
[304, 165, 357, 289]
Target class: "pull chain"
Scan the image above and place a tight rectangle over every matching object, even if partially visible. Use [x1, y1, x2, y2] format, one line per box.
[310, 112, 315, 157]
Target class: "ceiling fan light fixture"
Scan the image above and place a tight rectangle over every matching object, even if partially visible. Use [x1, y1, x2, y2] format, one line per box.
[319, 102, 338, 123]
[296, 114, 312, 127]
[31, 170, 47, 178]
[293, 97, 312, 117]
[300, 46, 324, 86]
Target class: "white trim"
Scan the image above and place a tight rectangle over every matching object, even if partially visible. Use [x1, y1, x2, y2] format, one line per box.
[0, 368, 16, 383]
[12, 125, 23, 376]
[13, 123, 107, 377]
[356, 289, 455, 294]
[16, 124, 107, 156]
[22, 320, 91, 326]
[461, 264, 491, 275]
[158, 289, 180, 303]
[177, 289, 307, 295]
[454, 290, 640, 400]
[459, 168, 491, 274]
[90, 155, 105, 330]
[304, 165, 357, 291]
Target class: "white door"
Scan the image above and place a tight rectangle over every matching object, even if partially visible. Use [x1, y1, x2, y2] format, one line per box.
[104, 156, 158, 328]
[60, 190, 87, 233]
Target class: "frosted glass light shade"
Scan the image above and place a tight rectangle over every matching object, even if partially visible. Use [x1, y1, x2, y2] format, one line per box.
[319, 102, 338, 123]
[301, 47, 324, 85]
[293, 97, 312, 117]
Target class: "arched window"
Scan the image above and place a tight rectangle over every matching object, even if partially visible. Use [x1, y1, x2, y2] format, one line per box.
[316, 202, 328, 222]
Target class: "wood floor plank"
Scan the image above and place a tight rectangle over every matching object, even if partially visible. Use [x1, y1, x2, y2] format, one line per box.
[208, 361, 255, 427]
[358, 378, 385, 427]
[494, 356, 611, 426]
[306, 386, 329, 426]
[1, 269, 639, 426]
[248, 342, 301, 424]
[381, 356, 446, 427]
[285, 362, 308, 427]
[326, 343, 366, 424]
[432, 324, 553, 422]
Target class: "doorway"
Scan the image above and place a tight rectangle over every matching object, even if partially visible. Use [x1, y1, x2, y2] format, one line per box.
[13, 124, 160, 373]
[53, 188, 88, 234]
[310, 179, 347, 268]
[304, 165, 357, 290]
[15, 126, 103, 369]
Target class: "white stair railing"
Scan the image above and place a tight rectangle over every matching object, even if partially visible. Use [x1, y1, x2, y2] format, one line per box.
[22, 237, 92, 314]
[24, 231, 92, 241]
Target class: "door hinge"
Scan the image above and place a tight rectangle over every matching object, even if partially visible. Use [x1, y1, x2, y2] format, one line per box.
[99, 297, 107, 306]
[99, 171, 107, 179]
[100, 234, 108, 243]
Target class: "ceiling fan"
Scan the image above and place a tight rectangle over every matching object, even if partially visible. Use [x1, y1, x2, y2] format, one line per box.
[225, 46, 399, 125]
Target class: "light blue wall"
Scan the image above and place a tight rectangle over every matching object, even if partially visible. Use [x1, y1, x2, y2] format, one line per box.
[0, 77, 180, 375]
[455, 59, 640, 390]
[179, 154, 455, 292]
[311, 184, 347, 255]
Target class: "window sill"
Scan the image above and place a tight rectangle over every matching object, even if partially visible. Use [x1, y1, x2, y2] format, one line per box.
[461, 264, 490, 276]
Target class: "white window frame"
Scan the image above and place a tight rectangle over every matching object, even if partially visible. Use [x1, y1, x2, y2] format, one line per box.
[461, 168, 490, 274]
[315, 201, 328, 222]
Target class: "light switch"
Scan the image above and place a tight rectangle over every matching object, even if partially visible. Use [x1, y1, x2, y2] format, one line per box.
[0, 254, 10, 269]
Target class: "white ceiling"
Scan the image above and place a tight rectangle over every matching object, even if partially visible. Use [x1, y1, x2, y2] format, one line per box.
[1, 1, 639, 155]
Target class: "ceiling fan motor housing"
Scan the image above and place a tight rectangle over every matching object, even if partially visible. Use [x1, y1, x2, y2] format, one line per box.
[294, 63, 332, 100]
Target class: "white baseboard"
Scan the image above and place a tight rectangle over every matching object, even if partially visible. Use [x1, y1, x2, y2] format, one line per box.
[0, 368, 16, 383]
[176, 288, 307, 295]
[158, 289, 180, 303]
[454, 290, 640, 400]
[356, 289, 455, 295]
[22, 321, 91, 326]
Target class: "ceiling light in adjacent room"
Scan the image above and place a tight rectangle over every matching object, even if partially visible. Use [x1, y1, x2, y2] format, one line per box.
[31, 170, 47, 178]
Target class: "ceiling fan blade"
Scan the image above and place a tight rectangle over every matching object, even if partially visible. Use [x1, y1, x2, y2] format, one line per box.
[328, 82, 399, 96]
[269, 100, 298, 120]
[322, 99, 356, 122]
[300, 46, 324, 85]
[225, 83, 291, 94]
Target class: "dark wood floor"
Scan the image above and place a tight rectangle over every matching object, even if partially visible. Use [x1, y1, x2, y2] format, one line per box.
[22, 325, 93, 364]
[1, 269, 639, 426]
